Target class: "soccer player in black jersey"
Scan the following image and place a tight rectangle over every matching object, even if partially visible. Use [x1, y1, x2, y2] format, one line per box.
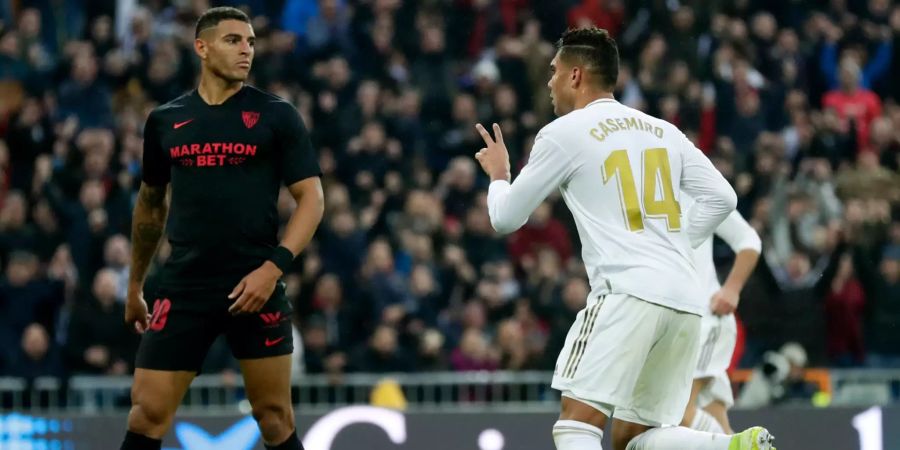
[120, 7, 323, 450]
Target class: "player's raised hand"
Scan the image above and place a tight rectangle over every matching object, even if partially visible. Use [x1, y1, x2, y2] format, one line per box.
[228, 262, 281, 315]
[710, 286, 739, 316]
[125, 289, 151, 334]
[474, 123, 511, 182]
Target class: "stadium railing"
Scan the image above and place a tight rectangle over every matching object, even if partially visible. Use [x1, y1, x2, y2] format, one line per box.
[1, 369, 898, 413]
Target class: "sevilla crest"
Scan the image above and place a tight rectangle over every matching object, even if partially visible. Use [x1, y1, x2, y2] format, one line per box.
[242, 111, 260, 129]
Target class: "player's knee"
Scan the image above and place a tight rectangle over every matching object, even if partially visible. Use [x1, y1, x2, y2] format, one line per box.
[251, 402, 294, 440]
[559, 396, 608, 430]
[127, 400, 172, 435]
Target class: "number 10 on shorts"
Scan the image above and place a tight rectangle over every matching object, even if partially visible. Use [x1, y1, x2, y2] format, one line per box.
[149, 298, 172, 331]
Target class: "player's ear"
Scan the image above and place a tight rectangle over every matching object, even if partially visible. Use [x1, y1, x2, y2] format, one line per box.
[194, 38, 208, 59]
[570, 66, 582, 88]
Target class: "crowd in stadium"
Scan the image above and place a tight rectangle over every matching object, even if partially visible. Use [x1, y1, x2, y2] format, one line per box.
[0, 0, 898, 392]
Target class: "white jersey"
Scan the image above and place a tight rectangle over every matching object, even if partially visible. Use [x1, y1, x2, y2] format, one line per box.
[690, 207, 762, 310]
[487, 98, 737, 315]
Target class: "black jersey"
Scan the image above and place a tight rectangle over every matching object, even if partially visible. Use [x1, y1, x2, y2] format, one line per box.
[142, 85, 320, 290]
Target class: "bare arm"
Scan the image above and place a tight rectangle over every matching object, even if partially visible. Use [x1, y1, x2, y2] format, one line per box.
[710, 210, 761, 315]
[227, 177, 324, 315]
[279, 176, 325, 259]
[125, 182, 169, 332]
[128, 183, 169, 289]
[722, 249, 761, 293]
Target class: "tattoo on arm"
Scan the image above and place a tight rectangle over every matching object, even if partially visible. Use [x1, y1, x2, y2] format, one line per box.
[130, 184, 169, 288]
[138, 183, 167, 205]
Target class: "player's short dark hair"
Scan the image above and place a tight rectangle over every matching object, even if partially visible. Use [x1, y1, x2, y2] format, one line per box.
[555, 27, 619, 90]
[195, 7, 250, 38]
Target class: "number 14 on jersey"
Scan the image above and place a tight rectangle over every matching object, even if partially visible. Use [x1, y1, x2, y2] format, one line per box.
[602, 148, 681, 232]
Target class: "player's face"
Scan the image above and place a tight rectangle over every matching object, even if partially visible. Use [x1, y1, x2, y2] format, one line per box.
[197, 19, 255, 83]
[547, 54, 574, 116]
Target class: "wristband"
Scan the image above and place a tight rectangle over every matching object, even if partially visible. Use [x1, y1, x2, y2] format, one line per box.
[268, 246, 294, 274]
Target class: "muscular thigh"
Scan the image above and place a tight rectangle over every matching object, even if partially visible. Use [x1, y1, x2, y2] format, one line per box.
[130, 368, 196, 424]
[240, 354, 294, 409]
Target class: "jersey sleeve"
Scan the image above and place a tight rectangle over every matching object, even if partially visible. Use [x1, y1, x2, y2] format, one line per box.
[487, 133, 575, 234]
[679, 133, 737, 248]
[715, 210, 762, 253]
[277, 103, 321, 186]
[141, 111, 171, 186]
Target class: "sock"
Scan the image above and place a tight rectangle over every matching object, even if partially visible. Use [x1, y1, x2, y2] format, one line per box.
[625, 426, 730, 450]
[552, 420, 604, 450]
[265, 430, 304, 449]
[689, 408, 725, 433]
[120, 431, 162, 450]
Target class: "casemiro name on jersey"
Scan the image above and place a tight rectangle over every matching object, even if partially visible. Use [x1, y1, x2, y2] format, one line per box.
[590, 116, 665, 142]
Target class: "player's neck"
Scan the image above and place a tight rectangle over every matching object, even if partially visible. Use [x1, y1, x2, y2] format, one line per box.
[197, 74, 244, 105]
[573, 91, 615, 110]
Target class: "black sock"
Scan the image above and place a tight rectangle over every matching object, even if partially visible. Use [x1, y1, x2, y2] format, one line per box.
[120, 430, 162, 450]
[265, 430, 303, 449]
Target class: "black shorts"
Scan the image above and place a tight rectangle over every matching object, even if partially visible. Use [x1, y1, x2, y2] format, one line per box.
[135, 281, 293, 372]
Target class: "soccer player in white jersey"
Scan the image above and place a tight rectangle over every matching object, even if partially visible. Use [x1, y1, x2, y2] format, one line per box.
[679, 202, 761, 434]
[473, 27, 775, 450]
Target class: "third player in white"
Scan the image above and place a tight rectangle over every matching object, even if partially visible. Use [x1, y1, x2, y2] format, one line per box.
[680, 203, 762, 434]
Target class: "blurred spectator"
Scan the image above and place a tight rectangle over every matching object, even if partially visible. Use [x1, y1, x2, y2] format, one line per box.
[349, 325, 413, 373]
[103, 234, 130, 302]
[822, 59, 882, 152]
[0, 191, 35, 264]
[415, 328, 449, 372]
[4, 323, 64, 379]
[507, 201, 572, 270]
[542, 276, 588, 370]
[450, 327, 498, 372]
[0, 251, 64, 341]
[848, 225, 900, 367]
[57, 51, 113, 129]
[824, 251, 866, 366]
[308, 273, 357, 349]
[360, 239, 413, 320]
[302, 317, 347, 376]
[64, 268, 137, 374]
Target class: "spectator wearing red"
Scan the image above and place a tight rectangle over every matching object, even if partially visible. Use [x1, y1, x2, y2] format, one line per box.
[507, 201, 572, 269]
[567, 0, 625, 38]
[822, 59, 882, 152]
[824, 253, 867, 366]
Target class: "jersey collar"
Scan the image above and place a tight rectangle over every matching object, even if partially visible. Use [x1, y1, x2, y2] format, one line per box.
[585, 98, 618, 108]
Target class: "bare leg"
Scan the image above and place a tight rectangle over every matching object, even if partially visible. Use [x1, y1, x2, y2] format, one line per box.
[125, 369, 196, 438]
[240, 354, 296, 445]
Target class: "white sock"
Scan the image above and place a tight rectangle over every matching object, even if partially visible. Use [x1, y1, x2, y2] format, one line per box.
[553, 420, 604, 450]
[689, 409, 725, 433]
[624, 426, 730, 450]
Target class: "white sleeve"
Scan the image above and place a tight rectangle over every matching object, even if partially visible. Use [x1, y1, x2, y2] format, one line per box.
[715, 210, 762, 253]
[679, 134, 737, 248]
[487, 134, 574, 235]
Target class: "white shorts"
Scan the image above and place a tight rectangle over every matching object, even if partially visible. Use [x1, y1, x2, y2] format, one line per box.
[551, 293, 701, 427]
[693, 313, 737, 408]
[697, 370, 735, 409]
